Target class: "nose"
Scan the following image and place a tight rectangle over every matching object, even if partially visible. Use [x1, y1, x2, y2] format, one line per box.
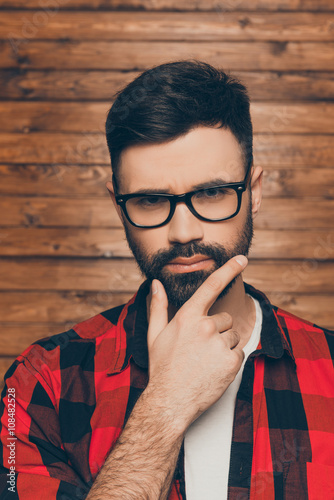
[167, 202, 204, 244]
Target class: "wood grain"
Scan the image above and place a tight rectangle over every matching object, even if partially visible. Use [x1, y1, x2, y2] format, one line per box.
[1, 228, 334, 260]
[1, 101, 334, 134]
[2, 197, 334, 229]
[2, 70, 334, 102]
[254, 199, 334, 230]
[261, 168, 334, 198]
[2, 41, 334, 71]
[2, 12, 334, 42]
[0, 325, 77, 357]
[0, 196, 118, 227]
[0, 0, 333, 11]
[0, 132, 109, 164]
[0, 227, 131, 257]
[0, 258, 144, 291]
[0, 291, 132, 323]
[1, 165, 334, 198]
[1, 258, 333, 293]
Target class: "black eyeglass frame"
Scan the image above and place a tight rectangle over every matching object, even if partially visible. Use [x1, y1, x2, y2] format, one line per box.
[114, 160, 253, 229]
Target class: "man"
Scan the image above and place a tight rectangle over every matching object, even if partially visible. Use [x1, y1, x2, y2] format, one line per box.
[0, 60, 333, 500]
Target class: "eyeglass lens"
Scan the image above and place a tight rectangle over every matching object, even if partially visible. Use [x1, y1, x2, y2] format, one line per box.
[125, 187, 239, 226]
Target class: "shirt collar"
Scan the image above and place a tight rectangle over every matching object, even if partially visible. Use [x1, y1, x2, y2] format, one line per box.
[111, 280, 295, 374]
[243, 282, 295, 363]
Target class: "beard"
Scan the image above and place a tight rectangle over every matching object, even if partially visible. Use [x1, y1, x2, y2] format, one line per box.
[123, 198, 254, 308]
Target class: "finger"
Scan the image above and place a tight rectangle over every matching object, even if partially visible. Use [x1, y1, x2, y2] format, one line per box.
[219, 330, 245, 369]
[220, 329, 240, 349]
[230, 345, 245, 367]
[186, 255, 248, 315]
[210, 311, 233, 333]
[147, 279, 169, 350]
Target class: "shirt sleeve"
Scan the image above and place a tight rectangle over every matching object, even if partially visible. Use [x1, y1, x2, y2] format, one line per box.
[0, 356, 90, 499]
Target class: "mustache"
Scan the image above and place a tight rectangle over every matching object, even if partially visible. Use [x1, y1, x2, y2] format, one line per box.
[146, 242, 229, 269]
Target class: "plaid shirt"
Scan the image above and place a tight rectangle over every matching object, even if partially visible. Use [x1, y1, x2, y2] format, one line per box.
[0, 281, 333, 499]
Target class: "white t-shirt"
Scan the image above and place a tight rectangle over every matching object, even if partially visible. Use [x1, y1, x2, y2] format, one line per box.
[184, 295, 262, 500]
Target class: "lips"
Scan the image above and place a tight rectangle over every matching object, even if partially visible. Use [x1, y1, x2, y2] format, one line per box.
[168, 255, 212, 266]
[165, 255, 214, 273]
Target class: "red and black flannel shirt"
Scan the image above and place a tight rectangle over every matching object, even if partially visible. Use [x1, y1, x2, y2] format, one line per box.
[0, 281, 333, 499]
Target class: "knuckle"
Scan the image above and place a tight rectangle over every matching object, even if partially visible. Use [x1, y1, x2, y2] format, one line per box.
[231, 328, 239, 338]
[174, 308, 187, 326]
[220, 312, 233, 328]
[229, 353, 242, 372]
[220, 328, 240, 348]
[201, 318, 217, 336]
[230, 329, 240, 344]
[224, 346, 244, 370]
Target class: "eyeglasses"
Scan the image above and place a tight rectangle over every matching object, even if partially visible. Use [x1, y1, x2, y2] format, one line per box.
[114, 161, 252, 229]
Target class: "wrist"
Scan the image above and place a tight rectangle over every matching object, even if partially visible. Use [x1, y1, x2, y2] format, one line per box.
[140, 384, 189, 437]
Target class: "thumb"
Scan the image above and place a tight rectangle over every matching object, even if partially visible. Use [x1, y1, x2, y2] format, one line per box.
[147, 279, 169, 350]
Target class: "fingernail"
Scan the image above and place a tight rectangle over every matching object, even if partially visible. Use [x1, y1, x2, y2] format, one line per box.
[152, 280, 158, 295]
[235, 255, 248, 267]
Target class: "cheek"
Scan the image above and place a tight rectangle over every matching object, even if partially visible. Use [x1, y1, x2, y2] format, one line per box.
[128, 226, 169, 254]
[202, 211, 249, 247]
[203, 220, 237, 242]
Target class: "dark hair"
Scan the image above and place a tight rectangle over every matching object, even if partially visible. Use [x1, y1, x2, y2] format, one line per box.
[105, 59, 253, 185]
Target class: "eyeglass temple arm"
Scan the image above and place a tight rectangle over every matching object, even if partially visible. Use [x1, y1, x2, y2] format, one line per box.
[245, 156, 253, 184]
[112, 174, 119, 195]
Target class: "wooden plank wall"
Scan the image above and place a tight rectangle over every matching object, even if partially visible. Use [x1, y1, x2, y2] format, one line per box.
[0, 0, 333, 382]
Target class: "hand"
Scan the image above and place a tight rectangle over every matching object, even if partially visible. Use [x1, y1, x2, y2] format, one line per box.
[146, 255, 248, 432]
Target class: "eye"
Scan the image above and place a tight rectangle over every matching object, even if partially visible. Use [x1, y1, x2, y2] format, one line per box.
[195, 187, 229, 200]
[133, 196, 168, 208]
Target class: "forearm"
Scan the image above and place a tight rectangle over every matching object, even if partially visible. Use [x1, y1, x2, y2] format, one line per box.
[86, 387, 185, 500]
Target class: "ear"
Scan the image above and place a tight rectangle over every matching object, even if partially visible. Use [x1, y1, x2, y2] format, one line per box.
[106, 180, 124, 221]
[250, 165, 263, 218]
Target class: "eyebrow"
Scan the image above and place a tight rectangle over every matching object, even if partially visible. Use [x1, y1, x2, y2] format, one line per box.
[126, 177, 231, 196]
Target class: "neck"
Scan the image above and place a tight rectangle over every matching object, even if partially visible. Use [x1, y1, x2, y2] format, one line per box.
[207, 276, 256, 349]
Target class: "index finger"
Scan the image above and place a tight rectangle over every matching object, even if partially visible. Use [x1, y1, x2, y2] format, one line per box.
[185, 255, 248, 315]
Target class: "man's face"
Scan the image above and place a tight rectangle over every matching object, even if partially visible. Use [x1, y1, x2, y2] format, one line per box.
[110, 126, 261, 308]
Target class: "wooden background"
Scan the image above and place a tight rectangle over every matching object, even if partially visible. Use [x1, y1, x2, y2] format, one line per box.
[0, 0, 333, 382]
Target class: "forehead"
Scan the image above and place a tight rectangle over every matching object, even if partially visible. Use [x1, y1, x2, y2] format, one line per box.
[118, 126, 244, 193]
